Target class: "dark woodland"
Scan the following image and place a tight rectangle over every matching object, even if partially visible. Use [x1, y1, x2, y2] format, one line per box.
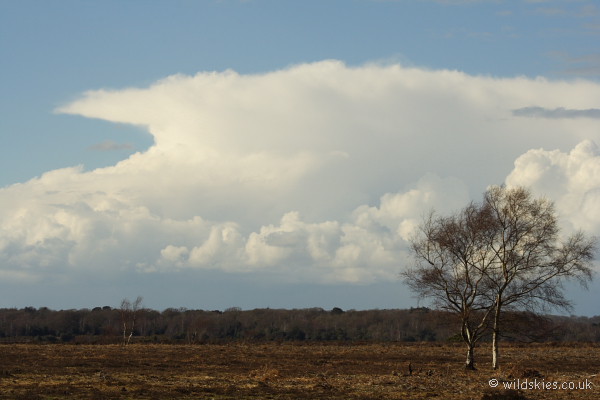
[0, 306, 598, 344]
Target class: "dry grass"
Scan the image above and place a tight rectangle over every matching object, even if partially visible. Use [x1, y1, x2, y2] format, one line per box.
[0, 342, 597, 399]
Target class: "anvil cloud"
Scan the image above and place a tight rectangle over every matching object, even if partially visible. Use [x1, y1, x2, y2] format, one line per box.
[2, 61, 600, 289]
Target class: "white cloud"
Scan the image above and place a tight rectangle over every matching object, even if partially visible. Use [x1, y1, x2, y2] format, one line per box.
[239, 174, 469, 283]
[3, 61, 600, 284]
[506, 140, 600, 234]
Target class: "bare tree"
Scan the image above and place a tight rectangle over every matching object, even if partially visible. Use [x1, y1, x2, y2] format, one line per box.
[120, 296, 143, 346]
[483, 186, 596, 369]
[404, 205, 497, 369]
[404, 186, 596, 370]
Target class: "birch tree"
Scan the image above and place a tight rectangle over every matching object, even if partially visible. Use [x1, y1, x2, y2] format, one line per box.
[404, 204, 497, 369]
[404, 186, 596, 370]
[483, 186, 596, 370]
[120, 296, 143, 346]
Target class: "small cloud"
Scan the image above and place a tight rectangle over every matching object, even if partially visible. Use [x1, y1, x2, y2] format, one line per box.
[584, 23, 600, 32]
[373, 0, 482, 4]
[512, 106, 600, 119]
[531, 3, 598, 18]
[497, 10, 513, 17]
[577, 4, 599, 18]
[546, 51, 600, 78]
[564, 53, 600, 77]
[430, 0, 483, 4]
[442, 27, 493, 40]
[534, 7, 567, 17]
[88, 140, 134, 151]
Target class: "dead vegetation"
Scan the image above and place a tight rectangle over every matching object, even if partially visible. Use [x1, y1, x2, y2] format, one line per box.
[0, 342, 597, 399]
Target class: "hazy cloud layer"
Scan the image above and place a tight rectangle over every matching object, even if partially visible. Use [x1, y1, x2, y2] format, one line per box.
[3, 61, 600, 285]
[513, 106, 600, 119]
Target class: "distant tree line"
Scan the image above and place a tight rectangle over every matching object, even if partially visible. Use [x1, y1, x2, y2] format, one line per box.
[0, 306, 598, 344]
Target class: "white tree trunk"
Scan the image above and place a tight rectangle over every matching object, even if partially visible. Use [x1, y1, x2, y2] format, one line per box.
[465, 344, 476, 370]
[492, 330, 499, 370]
[492, 299, 501, 370]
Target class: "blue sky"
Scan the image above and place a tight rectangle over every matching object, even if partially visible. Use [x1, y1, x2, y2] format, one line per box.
[1, 0, 600, 314]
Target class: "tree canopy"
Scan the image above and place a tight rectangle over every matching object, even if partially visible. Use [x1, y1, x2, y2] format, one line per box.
[404, 185, 596, 369]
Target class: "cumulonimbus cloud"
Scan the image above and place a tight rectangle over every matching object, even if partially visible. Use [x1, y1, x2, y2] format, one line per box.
[2, 60, 600, 284]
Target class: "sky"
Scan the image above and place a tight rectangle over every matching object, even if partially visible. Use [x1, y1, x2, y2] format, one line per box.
[1, 0, 600, 315]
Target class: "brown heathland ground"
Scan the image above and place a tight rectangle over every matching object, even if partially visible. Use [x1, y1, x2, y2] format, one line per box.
[0, 342, 598, 399]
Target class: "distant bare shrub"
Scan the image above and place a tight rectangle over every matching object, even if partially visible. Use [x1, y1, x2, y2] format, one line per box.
[249, 365, 280, 382]
[481, 389, 529, 400]
[505, 364, 543, 379]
